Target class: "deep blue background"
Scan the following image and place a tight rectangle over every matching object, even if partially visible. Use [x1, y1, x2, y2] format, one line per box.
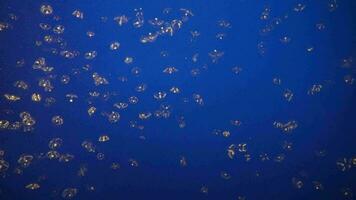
[0, 0, 355, 199]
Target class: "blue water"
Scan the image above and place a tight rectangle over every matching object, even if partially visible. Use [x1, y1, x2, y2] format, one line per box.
[0, 0, 355, 199]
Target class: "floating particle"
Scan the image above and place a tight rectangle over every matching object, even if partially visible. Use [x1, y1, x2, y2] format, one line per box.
[135, 84, 147, 92]
[113, 102, 128, 109]
[227, 144, 236, 159]
[192, 94, 204, 105]
[87, 185, 95, 192]
[65, 94, 78, 103]
[244, 153, 251, 162]
[163, 20, 183, 36]
[90, 91, 102, 98]
[179, 156, 187, 167]
[139, 112, 152, 120]
[132, 8, 144, 28]
[53, 25, 65, 34]
[336, 158, 352, 172]
[8, 122, 22, 130]
[200, 186, 209, 194]
[128, 96, 139, 104]
[148, 17, 164, 26]
[273, 120, 298, 133]
[0, 22, 10, 32]
[25, 183, 40, 190]
[86, 31, 95, 38]
[306, 46, 314, 52]
[124, 57, 133, 64]
[110, 42, 120, 50]
[48, 138, 63, 149]
[282, 141, 293, 151]
[38, 79, 54, 92]
[40, 4, 53, 15]
[61, 188, 78, 199]
[18, 154, 34, 168]
[0, 160, 9, 172]
[280, 36, 291, 44]
[60, 51, 77, 59]
[257, 41, 267, 55]
[59, 154, 74, 162]
[84, 51, 97, 59]
[220, 171, 231, 180]
[352, 157, 356, 165]
[20, 112, 36, 126]
[118, 76, 128, 82]
[260, 7, 271, 20]
[52, 115, 64, 126]
[114, 15, 129, 26]
[131, 67, 141, 75]
[4, 94, 21, 101]
[273, 78, 282, 85]
[292, 177, 303, 189]
[13, 81, 28, 90]
[107, 111, 120, 123]
[170, 87, 180, 94]
[180, 8, 194, 21]
[100, 16, 108, 22]
[190, 30, 200, 41]
[81, 140, 96, 153]
[238, 143, 247, 153]
[216, 33, 226, 40]
[111, 163, 120, 170]
[192, 53, 199, 62]
[153, 91, 167, 100]
[0, 120, 10, 129]
[92, 73, 108, 85]
[312, 181, 324, 191]
[316, 23, 326, 31]
[140, 33, 158, 43]
[60, 75, 70, 84]
[88, 106, 96, 116]
[160, 51, 169, 57]
[341, 57, 353, 68]
[293, 3, 306, 12]
[209, 49, 224, 63]
[43, 35, 54, 43]
[307, 84, 322, 95]
[222, 130, 231, 138]
[328, 0, 338, 12]
[72, 10, 84, 19]
[341, 188, 353, 199]
[163, 66, 178, 74]
[190, 68, 200, 77]
[129, 121, 144, 130]
[129, 159, 139, 167]
[231, 66, 242, 74]
[237, 196, 246, 200]
[31, 93, 41, 102]
[77, 165, 87, 177]
[98, 135, 110, 142]
[283, 89, 294, 101]
[96, 153, 105, 160]
[344, 75, 355, 85]
[14, 167, 23, 175]
[162, 8, 172, 14]
[46, 151, 60, 159]
[218, 20, 231, 28]
[230, 120, 242, 126]
[274, 154, 285, 162]
[16, 59, 25, 67]
[314, 149, 327, 157]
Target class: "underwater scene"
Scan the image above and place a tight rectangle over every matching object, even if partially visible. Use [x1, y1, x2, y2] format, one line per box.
[0, 0, 355, 199]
